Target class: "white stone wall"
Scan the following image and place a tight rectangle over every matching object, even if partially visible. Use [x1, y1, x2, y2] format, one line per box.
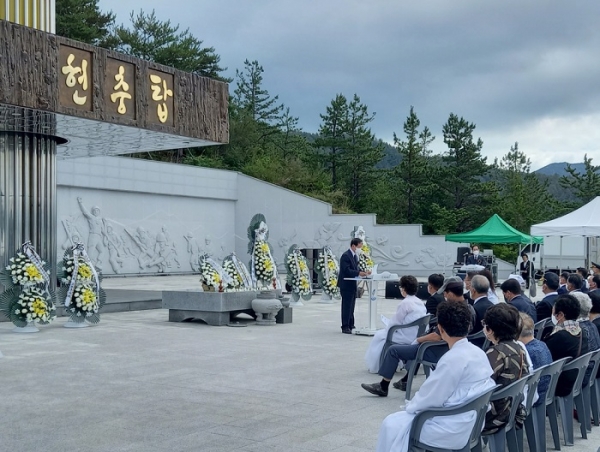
[57, 156, 466, 277]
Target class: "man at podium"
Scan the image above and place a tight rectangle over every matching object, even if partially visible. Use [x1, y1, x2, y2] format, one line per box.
[465, 245, 486, 266]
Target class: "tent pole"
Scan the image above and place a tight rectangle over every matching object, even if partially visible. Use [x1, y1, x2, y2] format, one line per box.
[559, 236, 563, 274]
[443, 240, 447, 276]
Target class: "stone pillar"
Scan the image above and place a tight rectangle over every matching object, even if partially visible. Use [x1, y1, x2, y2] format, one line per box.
[0, 1, 57, 287]
[0, 0, 55, 33]
[0, 107, 58, 287]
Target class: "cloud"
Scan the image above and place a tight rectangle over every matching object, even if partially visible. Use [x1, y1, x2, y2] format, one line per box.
[100, 0, 600, 168]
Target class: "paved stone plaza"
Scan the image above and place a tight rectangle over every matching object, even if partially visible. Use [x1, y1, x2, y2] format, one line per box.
[1, 279, 599, 451]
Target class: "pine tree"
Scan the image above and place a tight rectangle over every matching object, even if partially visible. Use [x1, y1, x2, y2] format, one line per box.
[314, 94, 349, 191]
[55, 0, 117, 48]
[393, 106, 435, 223]
[233, 60, 283, 124]
[559, 154, 600, 205]
[495, 143, 555, 231]
[435, 113, 489, 231]
[114, 10, 228, 80]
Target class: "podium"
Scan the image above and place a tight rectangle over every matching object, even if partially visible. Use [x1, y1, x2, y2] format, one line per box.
[345, 270, 399, 336]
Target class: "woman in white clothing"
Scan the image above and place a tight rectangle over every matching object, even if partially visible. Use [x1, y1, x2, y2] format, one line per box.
[376, 301, 495, 452]
[364, 275, 427, 373]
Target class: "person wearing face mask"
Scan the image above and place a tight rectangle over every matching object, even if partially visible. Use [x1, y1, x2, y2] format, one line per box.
[481, 303, 529, 434]
[590, 291, 600, 334]
[500, 278, 537, 322]
[543, 294, 589, 397]
[536, 272, 560, 321]
[337, 238, 369, 334]
[465, 245, 486, 266]
[375, 301, 495, 452]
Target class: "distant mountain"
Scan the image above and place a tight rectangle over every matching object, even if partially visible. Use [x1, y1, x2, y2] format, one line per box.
[535, 162, 586, 176]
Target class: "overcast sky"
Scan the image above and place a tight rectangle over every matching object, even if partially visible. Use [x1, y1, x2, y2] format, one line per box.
[100, 0, 600, 170]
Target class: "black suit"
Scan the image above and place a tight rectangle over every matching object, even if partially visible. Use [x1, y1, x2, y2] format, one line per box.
[337, 249, 361, 331]
[509, 294, 537, 322]
[472, 296, 494, 334]
[425, 292, 445, 316]
[466, 254, 486, 266]
[557, 285, 568, 295]
[536, 293, 558, 321]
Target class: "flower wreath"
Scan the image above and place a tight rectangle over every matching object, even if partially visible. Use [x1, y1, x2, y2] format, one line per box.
[0, 242, 56, 327]
[222, 253, 253, 291]
[253, 240, 276, 288]
[315, 246, 341, 299]
[284, 245, 313, 301]
[199, 255, 231, 292]
[358, 242, 375, 272]
[57, 244, 106, 324]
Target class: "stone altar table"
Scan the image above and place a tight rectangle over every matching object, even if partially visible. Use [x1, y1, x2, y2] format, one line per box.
[163, 290, 259, 326]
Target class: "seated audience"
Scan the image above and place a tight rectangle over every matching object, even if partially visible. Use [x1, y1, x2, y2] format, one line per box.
[588, 274, 600, 292]
[567, 273, 584, 293]
[577, 267, 590, 292]
[463, 271, 477, 304]
[425, 273, 445, 317]
[361, 278, 469, 394]
[469, 275, 494, 336]
[557, 272, 570, 295]
[482, 304, 529, 434]
[536, 272, 559, 321]
[518, 313, 552, 403]
[364, 275, 427, 373]
[500, 278, 537, 322]
[478, 269, 499, 304]
[543, 294, 589, 397]
[376, 301, 495, 452]
[590, 291, 600, 334]
[571, 291, 600, 384]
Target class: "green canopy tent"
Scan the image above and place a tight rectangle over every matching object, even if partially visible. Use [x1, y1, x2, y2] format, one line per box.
[444, 214, 543, 291]
[445, 214, 543, 245]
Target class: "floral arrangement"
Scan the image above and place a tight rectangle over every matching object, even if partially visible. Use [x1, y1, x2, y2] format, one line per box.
[199, 255, 231, 292]
[0, 242, 56, 328]
[247, 213, 279, 290]
[222, 253, 253, 291]
[5, 253, 47, 285]
[57, 244, 105, 324]
[315, 246, 341, 299]
[284, 245, 313, 301]
[358, 242, 375, 272]
[253, 240, 276, 287]
[14, 287, 56, 324]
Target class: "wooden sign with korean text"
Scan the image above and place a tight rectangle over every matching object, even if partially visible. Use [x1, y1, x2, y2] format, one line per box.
[105, 59, 136, 119]
[147, 70, 174, 127]
[59, 45, 93, 111]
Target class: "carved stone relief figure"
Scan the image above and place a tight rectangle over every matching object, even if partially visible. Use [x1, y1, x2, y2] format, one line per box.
[124, 226, 155, 270]
[103, 222, 124, 274]
[146, 226, 180, 272]
[60, 217, 83, 250]
[184, 232, 202, 271]
[76, 197, 107, 269]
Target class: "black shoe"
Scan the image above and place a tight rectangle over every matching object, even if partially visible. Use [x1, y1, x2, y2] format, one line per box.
[393, 379, 407, 391]
[361, 382, 388, 397]
[342, 328, 352, 334]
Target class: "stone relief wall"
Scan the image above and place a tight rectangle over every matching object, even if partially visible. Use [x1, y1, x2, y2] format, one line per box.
[57, 188, 235, 276]
[57, 156, 467, 278]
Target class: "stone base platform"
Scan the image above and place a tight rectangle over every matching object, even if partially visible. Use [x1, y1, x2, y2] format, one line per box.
[162, 290, 260, 326]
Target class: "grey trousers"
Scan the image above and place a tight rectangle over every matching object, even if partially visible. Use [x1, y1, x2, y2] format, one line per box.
[378, 343, 448, 379]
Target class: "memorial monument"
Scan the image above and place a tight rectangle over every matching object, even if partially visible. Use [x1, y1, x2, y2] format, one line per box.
[0, 2, 229, 289]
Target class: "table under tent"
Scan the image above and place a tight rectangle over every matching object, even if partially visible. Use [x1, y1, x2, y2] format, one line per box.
[445, 214, 543, 286]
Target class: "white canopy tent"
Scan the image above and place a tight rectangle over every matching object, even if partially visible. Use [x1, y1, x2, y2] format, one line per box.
[531, 196, 600, 271]
[531, 196, 600, 237]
